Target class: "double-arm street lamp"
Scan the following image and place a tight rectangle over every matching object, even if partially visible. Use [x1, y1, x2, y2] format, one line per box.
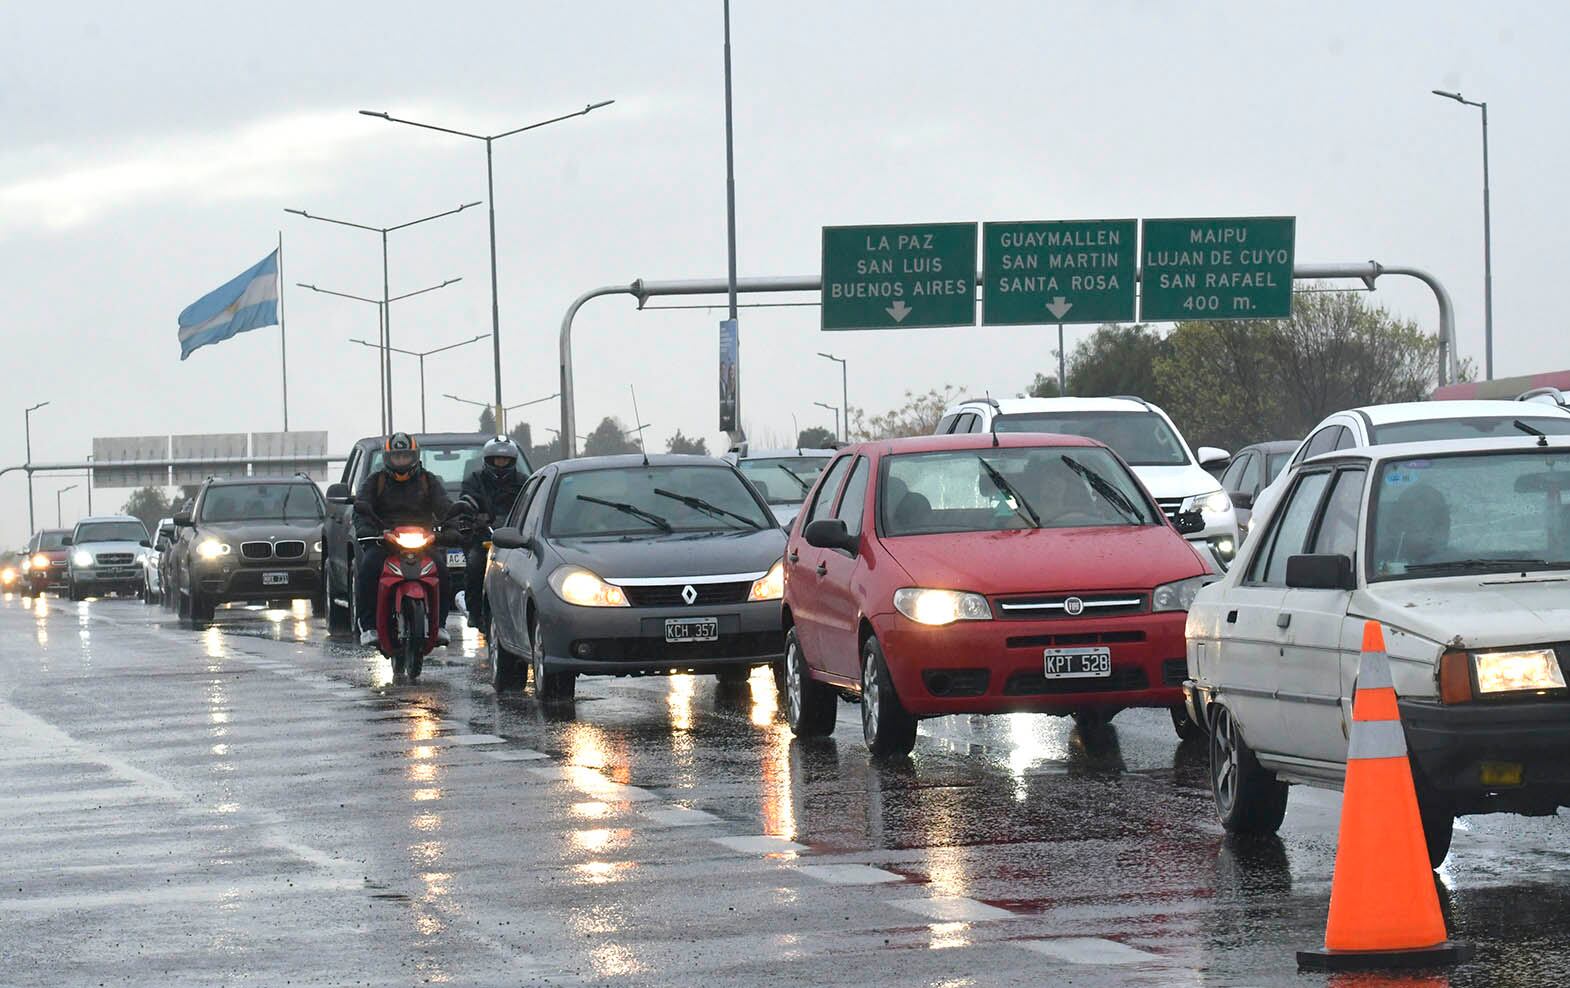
[813, 401, 841, 441]
[352, 334, 489, 432]
[816, 353, 848, 441]
[54, 484, 78, 528]
[359, 100, 615, 427]
[23, 400, 49, 533]
[298, 278, 462, 432]
[445, 391, 560, 433]
[286, 202, 479, 431]
[1432, 88, 1494, 380]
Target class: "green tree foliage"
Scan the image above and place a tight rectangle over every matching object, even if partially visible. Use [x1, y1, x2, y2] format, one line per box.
[1028, 324, 1170, 401]
[848, 385, 964, 441]
[121, 487, 172, 532]
[795, 426, 837, 449]
[477, 407, 497, 435]
[665, 430, 709, 455]
[583, 417, 642, 457]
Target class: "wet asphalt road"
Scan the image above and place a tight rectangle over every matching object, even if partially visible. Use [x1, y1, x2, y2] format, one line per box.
[3, 595, 1570, 986]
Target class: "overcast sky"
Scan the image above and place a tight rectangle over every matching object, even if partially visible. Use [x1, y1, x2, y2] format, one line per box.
[2, 1, 1564, 543]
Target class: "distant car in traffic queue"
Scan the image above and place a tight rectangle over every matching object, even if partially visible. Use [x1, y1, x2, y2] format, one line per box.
[1246, 399, 1570, 538]
[322, 433, 522, 634]
[723, 442, 835, 528]
[1215, 440, 1297, 532]
[139, 518, 176, 604]
[1187, 435, 1570, 867]
[67, 515, 152, 600]
[780, 431, 1216, 758]
[168, 477, 327, 624]
[20, 528, 71, 597]
[484, 454, 787, 700]
[937, 396, 1240, 563]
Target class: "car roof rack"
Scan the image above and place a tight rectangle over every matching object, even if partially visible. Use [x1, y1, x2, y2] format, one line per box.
[1108, 394, 1152, 409]
[1516, 387, 1567, 406]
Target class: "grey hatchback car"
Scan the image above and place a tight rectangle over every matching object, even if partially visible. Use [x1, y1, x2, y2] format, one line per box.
[484, 454, 788, 700]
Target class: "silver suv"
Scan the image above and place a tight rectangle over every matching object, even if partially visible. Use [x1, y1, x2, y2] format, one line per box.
[68, 515, 151, 600]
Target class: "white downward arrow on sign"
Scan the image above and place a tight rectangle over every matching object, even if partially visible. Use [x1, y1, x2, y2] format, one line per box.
[1045, 296, 1073, 320]
[886, 300, 913, 323]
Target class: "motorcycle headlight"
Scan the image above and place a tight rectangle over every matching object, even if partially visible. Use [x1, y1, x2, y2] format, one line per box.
[548, 566, 628, 607]
[392, 530, 433, 551]
[1181, 490, 1231, 515]
[1473, 649, 1567, 696]
[893, 588, 992, 626]
[1153, 575, 1212, 612]
[748, 558, 785, 602]
[73, 550, 94, 568]
[196, 539, 230, 560]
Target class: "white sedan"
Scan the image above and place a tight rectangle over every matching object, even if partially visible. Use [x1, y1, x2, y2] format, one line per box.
[1185, 435, 1570, 867]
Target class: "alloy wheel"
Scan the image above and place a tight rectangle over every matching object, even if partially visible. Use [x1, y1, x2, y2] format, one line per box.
[1210, 708, 1239, 814]
[785, 637, 804, 725]
[861, 653, 880, 739]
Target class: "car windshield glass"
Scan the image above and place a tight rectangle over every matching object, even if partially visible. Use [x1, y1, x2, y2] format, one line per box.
[75, 522, 147, 543]
[37, 532, 68, 549]
[881, 446, 1159, 536]
[737, 456, 831, 504]
[199, 484, 323, 523]
[1266, 451, 1293, 481]
[1370, 450, 1570, 581]
[1371, 416, 1570, 445]
[549, 465, 772, 537]
[992, 410, 1189, 466]
[368, 445, 485, 487]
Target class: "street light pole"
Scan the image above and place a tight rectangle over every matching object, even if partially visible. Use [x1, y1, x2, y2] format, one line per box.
[813, 401, 840, 441]
[55, 484, 77, 528]
[1432, 88, 1494, 380]
[816, 353, 847, 441]
[359, 101, 614, 428]
[23, 401, 48, 534]
[353, 334, 489, 432]
[444, 391, 559, 433]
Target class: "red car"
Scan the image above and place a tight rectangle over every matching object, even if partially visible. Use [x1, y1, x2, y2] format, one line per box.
[781, 432, 1215, 757]
[21, 528, 72, 597]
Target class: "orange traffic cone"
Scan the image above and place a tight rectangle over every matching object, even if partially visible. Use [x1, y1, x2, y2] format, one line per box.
[1297, 620, 1474, 971]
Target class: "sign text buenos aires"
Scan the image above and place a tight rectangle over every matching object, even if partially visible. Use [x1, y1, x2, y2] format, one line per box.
[982, 219, 1137, 325]
[821, 222, 978, 331]
[1139, 216, 1296, 321]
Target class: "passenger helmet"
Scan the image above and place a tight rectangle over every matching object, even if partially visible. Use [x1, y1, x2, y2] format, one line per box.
[384, 432, 421, 480]
[482, 435, 521, 477]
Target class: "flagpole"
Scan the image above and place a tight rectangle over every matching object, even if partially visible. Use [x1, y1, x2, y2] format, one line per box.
[277, 230, 290, 432]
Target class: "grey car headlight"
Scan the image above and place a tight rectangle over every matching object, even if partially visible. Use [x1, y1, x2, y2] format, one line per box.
[1181, 491, 1231, 515]
[1153, 575, 1211, 612]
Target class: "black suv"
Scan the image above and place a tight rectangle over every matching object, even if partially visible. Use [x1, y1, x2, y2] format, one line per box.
[169, 476, 327, 624]
[322, 433, 522, 633]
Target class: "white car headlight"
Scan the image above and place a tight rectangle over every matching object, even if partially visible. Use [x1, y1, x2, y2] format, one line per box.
[1473, 649, 1567, 695]
[1153, 575, 1212, 612]
[748, 558, 785, 602]
[893, 588, 992, 626]
[314, 540, 324, 553]
[196, 539, 230, 560]
[73, 550, 94, 568]
[548, 566, 628, 607]
[1181, 490, 1232, 515]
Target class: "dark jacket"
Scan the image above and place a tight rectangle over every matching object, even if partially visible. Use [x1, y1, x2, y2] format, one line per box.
[353, 468, 454, 540]
[459, 467, 527, 541]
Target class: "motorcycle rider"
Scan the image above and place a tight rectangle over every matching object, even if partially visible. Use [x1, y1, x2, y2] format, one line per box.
[353, 432, 457, 647]
[458, 436, 528, 630]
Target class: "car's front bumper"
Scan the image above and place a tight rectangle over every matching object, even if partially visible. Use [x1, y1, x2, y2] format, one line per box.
[1400, 698, 1570, 814]
[25, 565, 68, 591]
[872, 610, 1189, 718]
[70, 566, 144, 593]
[194, 562, 321, 602]
[537, 597, 785, 676]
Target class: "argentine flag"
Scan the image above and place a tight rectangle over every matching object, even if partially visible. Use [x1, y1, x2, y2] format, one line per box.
[177, 249, 280, 360]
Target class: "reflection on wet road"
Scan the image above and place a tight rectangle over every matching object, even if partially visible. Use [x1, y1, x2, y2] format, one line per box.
[2, 594, 1568, 985]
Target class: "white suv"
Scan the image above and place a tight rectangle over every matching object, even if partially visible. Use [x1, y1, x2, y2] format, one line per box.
[937, 396, 1239, 559]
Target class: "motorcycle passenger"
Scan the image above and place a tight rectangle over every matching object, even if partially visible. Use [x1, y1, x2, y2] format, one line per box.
[458, 436, 528, 630]
[353, 433, 456, 647]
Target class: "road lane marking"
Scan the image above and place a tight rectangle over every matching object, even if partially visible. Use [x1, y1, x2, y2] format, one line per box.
[797, 863, 903, 885]
[1017, 937, 1157, 965]
[711, 835, 806, 854]
[445, 733, 506, 745]
[484, 748, 550, 761]
[641, 806, 722, 827]
[890, 896, 1013, 922]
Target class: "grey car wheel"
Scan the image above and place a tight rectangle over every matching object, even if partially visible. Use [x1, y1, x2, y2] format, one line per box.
[530, 614, 575, 702]
[783, 627, 835, 737]
[860, 637, 916, 759]
[489, 613, 527, 693]
[1209, 704, 1288, 835]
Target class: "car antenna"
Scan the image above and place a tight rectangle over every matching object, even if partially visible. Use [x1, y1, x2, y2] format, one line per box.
[1514, 419, 1549, 447]
[630, 385, 650, 465]
[791, 413, 801, 455]
[986, 390, 999, 447]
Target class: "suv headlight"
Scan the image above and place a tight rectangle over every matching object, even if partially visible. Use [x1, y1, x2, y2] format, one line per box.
[548, 566, 628, 607]
[196, 538, 230, 560]
[1474, 649, 1566, 695]
[893, 588, 992, 626]
[1181, 491, 1231, 515]
[73, 550, 94, 568]
[1153, 575, 1212, 612]
[748, 558, 785, 602]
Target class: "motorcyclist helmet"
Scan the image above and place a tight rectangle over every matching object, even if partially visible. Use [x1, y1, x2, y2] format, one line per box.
[384, 432, 421, 480]
[482, 436, 521, 478]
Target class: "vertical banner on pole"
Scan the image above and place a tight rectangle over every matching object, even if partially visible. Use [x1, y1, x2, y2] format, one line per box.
[719, 319, 739, 435]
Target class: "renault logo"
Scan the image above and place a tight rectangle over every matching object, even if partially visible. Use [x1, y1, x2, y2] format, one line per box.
[681, 585, 698, 605]
[1064, 596, 1085, 616]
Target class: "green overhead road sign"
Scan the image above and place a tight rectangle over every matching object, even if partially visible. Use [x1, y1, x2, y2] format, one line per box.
[821, 222, 978, 331]
[982, 219, 1137, 325]
[1139, 216, 1296, 321]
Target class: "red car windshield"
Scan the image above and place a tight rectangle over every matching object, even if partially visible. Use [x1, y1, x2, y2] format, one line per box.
[881, 446, 1159, 536]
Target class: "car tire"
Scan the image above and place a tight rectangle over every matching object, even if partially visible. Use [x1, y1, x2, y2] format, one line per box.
[68, 581, 84, 602]
[1071, 708, 1119, 732]
[783, 627, 836, 737]
[489, 615, 527, 693]
[530, 614, 575, 702]
[1170, 705, 1205, 741]
[1415, 780, 1455, 868]
[1209, 703, 1288, 835]
[191, 588, 216, 625]
[861, 636, 917, 759]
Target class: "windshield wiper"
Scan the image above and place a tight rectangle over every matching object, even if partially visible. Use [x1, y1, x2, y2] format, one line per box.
[1403, 557, 1566, 575]
[652, 488, 763, 529]
[574, 495, 673, 533]
[773, 464, 812, 494]
[1059, 455, 1143, 524]
[976, 456, 1041, 528]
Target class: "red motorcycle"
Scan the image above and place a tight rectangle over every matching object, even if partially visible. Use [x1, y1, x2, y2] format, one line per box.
[367, 526, 442, 680]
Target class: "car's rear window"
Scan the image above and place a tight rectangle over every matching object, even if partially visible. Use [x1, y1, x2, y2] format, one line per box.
[199, 484, 323, 523]
[1371, 416, 1570, 445]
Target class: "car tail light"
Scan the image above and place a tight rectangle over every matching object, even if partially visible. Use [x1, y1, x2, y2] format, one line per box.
[1439, 649, 1473, 704]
